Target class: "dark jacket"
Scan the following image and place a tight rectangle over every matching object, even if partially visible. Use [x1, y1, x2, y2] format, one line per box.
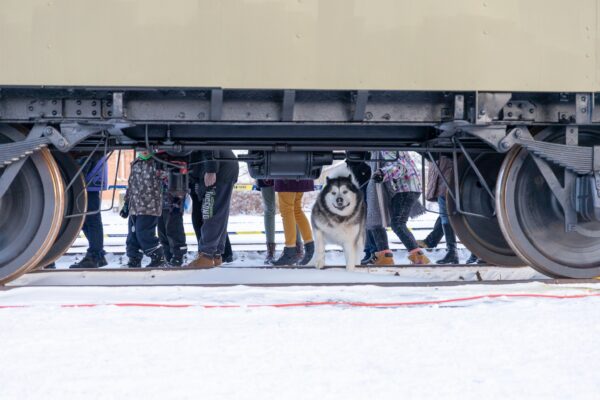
[274, 179, 314, 192]
[346, 161, 371, 188]
[189, 150, 239, 191]
[426, 155, 453, 201]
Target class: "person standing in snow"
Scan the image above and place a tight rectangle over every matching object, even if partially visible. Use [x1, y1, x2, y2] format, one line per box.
[120, 151, 166, 268]
[69, 153, 109, 269]
[366, 150, 430, 265]
[186, 150, 239, 268]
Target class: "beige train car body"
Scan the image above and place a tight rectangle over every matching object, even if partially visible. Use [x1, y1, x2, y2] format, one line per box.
[0, 0, 598, 91]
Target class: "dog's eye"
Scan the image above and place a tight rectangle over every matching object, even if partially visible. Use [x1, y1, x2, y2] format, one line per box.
[331, 192, 337, 195]
[343, 190, 348, 194]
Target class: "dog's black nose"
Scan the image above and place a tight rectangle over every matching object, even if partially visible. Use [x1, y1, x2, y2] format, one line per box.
[336, 197, 344, 205]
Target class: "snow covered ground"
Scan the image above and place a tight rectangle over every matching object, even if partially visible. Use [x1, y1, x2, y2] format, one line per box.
[1, 283, 600, 399]
[2, 210, 600, 399]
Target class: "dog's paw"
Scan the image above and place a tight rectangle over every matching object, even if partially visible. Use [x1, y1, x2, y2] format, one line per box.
[315, 259, 325, 269]
[345, 264, 357, 272]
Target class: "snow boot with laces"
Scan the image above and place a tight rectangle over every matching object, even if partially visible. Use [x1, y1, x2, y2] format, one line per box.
[145, 247, 165, 269]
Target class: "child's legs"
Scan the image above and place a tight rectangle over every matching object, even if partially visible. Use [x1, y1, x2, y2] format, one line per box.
[134, 215, 160, 255]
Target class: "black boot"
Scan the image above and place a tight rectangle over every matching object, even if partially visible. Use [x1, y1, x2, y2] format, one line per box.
[272, 246, 298, 266]
[264, 243, 276, 264]
[168, 255, 184, 268]
[466, 253, 479, 264]
[299, 241, 315, 266]
[126, 257, 142, 268]
[436, 223, 459, 264]
[70, 254, 108, 269]
[360, 252, 374, 265]
[145, 247, 165, 268]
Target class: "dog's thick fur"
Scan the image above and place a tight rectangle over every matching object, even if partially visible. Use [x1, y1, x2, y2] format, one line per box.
[311, 171, 366, 270]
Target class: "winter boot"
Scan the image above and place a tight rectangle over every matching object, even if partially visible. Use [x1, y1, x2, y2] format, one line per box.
[466, 253, 479, 264]
[168, 255, 184, 268]
[264, 243, 276, 264]
[408, 248, 430, 265]
[213, 255, 223, 267]
[145, 247, 166, 269]
[372, 250, 395, 265]
[126, 257, 142, 268]
[295, 241, 305, 263]
[69, 254, 108, 269]
[299, 241, 315, 265]
[436, 223, 459, 264]
[360, 252, 374, 265]
[185, 253, 215, 269]
[272, 246, 298, 266]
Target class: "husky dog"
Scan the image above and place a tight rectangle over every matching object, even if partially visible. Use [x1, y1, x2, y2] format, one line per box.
[311, 172, 366, 270]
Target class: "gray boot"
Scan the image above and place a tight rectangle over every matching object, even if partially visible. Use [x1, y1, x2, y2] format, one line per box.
[272, 246, 298, 266]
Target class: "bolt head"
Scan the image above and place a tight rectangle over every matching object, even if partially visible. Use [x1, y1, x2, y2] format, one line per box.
[501, 142, 510, 149]
[515, 129, 521, 138]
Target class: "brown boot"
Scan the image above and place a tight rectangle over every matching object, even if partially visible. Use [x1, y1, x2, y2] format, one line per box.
[185, 253, 215, 269]
[264, 243, 276, 264]
[373, 250, 395, 265]
[213, 255, 223, 267]
[408, 249, 430, 265]
[416, 240, 432, 252]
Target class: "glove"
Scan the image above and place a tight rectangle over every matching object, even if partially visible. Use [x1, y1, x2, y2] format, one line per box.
[371, 169, 384, 183]
[119, 202, 129, 219]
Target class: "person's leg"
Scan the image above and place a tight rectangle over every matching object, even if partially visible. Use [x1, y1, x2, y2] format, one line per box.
[166, 207, 188, 265]
[390, 192, 420, 251]
[369, 226, 394, 265]
[221, 234, 233, 262]
[390, 192, 430, 264]
[277, 192, 298, 247]
[293, 193, 313, 243]
[261, 186, 277, 263]
[125, 215, 143, 267]
[134, 215, 163, 267]
[419, 217, 443, 250]
[273, 192, 299, 265]
[261, 186, 276, 243]
[189, 190, 204, 246]
[436, 195, 458, 264]
[197, 182, 234, 257]
[83, 191, 105, 259]
[157, 211, 172, 261]
[293, 193, 314, 265]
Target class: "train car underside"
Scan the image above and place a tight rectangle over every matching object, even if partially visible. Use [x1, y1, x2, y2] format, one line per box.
[2, 87, 600, 284]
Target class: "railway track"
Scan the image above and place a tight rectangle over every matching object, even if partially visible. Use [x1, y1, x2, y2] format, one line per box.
[4, 264, 599, 289]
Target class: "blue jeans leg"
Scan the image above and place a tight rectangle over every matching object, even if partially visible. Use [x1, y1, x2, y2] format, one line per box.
[82, 190, 104, 258]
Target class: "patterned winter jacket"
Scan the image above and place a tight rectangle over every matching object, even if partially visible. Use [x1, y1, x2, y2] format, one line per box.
[124, 158, 164, 216]
[371, 150, 422, 193]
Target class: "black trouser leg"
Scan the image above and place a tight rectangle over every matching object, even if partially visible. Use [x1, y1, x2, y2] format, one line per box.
[134, 215, 160, 256]
[157, 212, 171, 260]
[198, 183, 234, 256]
[165, 207, 187, 258]
[389, 192, 420, 252]
[423, 217, 444, 248]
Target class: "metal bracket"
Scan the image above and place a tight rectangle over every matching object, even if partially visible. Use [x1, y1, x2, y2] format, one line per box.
[476, 92, 512, 124]
[576, 93, 592, 124]
[502, 100, 536, 121]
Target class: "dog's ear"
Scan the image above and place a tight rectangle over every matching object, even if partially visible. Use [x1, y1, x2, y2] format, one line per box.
[346, 174, 352, 181]
[326, 176, 332, 184]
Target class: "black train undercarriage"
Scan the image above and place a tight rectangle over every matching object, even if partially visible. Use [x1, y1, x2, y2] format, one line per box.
[1, 87, 600, 284]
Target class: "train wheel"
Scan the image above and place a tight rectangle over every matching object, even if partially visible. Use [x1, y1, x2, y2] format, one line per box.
[36, 152, 87, 269]
[447, 153, 526, 266]
[0, 125, 65, 284]
[497, 127, 600, 278]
